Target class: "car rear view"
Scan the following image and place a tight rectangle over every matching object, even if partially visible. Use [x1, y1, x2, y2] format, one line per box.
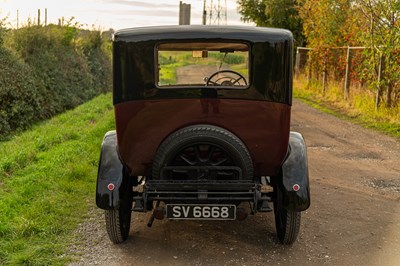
[96, 25, 310, 245]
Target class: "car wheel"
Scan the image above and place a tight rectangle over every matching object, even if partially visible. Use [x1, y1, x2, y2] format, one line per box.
[273, 183, 301, 245]
[105, 175, 132, 244]
[152, 124, 254, 181]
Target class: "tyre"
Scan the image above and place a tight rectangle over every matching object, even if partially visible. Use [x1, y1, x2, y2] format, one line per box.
[273, 183, 301, 245]
[105, 175, 133, 244]
[152, 124, 254, 181]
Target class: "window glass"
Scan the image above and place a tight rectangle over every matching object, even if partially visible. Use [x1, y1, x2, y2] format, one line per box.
[157, 42, 249, 88]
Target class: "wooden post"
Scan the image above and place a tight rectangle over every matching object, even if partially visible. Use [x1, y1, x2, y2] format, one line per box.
[344, 46, 351, 100]
[307, 51, 312, 84]
[295, 47, 301, 78]
[322, 53, 327, 95]
[376, 54, 384, 110]
[38, 9, 41, 25]
[17, 10, 19, 29]
[45, 8, 48, 26]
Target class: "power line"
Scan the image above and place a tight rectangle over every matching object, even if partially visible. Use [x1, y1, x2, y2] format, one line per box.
[203, 0, 227, 25]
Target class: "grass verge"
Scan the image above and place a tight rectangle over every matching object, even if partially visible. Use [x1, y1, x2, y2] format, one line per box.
[294, 77, 400, 139]
[0, 93, 114, 265]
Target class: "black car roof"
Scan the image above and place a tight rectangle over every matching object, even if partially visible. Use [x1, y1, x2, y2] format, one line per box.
[113, 25, 293, 43]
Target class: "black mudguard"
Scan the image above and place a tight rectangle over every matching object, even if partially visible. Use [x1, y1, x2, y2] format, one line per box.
[96, 131, 125, 210]
[281, 132, 311, 211]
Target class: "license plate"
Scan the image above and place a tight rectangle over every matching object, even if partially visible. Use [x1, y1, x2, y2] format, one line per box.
[166, 204, 236, 220]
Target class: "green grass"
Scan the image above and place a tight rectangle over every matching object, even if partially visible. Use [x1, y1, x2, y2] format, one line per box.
[0, 93, 114, 265]
[294, 77, 400, 139]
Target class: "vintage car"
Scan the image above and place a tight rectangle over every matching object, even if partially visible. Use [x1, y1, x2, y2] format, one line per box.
[96, 25, 310, 245]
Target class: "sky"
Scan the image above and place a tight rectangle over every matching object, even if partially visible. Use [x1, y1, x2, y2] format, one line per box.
[0, 0, 253, 30]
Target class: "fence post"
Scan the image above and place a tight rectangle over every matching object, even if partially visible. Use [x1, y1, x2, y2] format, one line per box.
[344, 46, 351, 100]
[307, 51, 312, 84]
[295, 47, 301, 78]
[376, 54, 384, 110]
[322, 52, 327, 95]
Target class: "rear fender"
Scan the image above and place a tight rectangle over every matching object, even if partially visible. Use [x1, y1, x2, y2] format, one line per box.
[281, 132, 310, 211]
[96, 131, 124, 210]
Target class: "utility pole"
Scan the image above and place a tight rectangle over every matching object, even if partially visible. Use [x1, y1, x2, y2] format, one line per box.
[209, 0, 213, 24]
[205, 0, 227, 25]
[202, 0, 207, 25]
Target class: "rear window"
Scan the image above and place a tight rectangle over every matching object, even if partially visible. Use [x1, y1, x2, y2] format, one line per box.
[156, 42, 249, 88]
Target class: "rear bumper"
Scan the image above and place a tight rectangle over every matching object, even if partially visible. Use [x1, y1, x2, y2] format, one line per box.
[132, 180, 271, 213]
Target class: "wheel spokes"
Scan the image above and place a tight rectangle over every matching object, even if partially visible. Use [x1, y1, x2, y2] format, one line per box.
[179, 154, 196, 166]
[174, 144, 231, 167]
[211, 157, 228, 166]
[167, 143, 238, 180]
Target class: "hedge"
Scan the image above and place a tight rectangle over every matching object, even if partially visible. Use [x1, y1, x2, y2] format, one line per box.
[0, 24, 112, 138]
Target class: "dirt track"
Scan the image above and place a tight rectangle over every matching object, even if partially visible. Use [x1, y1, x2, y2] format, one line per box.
[69, 100, 400, 266]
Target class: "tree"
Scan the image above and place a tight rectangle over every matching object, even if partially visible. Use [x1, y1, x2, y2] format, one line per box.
[357, 0, 400, 108]
[297, 0, 358, 83]
[237, 0, 305, 46]
[237, 0, 268, 26]
[298, 0, 355, 47]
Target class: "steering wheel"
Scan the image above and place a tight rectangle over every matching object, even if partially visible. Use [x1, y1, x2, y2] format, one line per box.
[206, 70, 247, 87]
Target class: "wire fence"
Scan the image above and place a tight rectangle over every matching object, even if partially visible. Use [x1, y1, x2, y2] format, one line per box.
[294, 46, 399, 108]
[295, 46, 368, 96]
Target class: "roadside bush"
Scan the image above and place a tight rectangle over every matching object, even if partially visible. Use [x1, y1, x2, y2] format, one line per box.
[0, 22, 112, 138]
[76, 29, 112, 94]
[10, 25, 101, 112]
[0, 47, 46, 135]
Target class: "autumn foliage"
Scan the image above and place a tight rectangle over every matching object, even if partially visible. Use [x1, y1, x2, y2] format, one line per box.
[238, 0, 400, 108]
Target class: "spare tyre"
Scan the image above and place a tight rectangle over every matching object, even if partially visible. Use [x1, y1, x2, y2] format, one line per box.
[152, 125, 254, 181]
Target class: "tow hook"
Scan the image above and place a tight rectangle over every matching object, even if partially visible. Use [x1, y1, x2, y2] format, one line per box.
[147, 202, 164, 227]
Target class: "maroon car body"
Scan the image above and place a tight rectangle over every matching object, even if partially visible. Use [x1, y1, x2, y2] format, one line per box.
[115, 99, 290, 176]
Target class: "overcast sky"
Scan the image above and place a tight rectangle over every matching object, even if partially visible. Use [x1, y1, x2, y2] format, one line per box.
[1, 0, 253, 30]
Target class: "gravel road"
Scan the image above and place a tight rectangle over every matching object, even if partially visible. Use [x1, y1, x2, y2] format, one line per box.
[68, 99, 400, 266]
